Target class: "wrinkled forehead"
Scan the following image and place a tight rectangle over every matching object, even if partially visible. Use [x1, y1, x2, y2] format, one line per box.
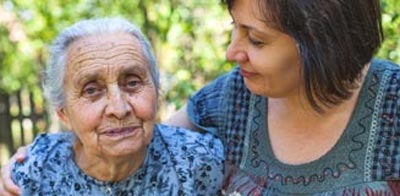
[65, 32, 148, 72]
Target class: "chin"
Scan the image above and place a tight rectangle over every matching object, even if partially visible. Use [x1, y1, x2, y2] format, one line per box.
[245, 84, 269, 97]
[105, 143, 146, 158]
[244, 80, 285, 98]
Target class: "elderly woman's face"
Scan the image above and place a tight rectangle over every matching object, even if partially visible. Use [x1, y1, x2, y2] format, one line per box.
[57, 32, 157, 158]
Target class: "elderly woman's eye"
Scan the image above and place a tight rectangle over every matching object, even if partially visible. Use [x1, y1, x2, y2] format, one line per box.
[85, 87, 97, 94]
[127, 80, 139, 87]
[124, 76, 143, 91]
[82, 83, 102, 97]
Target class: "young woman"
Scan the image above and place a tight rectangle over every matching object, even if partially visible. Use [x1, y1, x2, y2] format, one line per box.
[171, 0, 400, 194]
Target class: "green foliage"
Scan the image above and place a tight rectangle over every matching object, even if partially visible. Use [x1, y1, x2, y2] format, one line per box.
[378, 0, 400, 63]
[0, 0, 399, 117]
[0, 0, 232, 115]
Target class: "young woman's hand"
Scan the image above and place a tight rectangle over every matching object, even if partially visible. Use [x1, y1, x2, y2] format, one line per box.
[0, 146, 28, 196]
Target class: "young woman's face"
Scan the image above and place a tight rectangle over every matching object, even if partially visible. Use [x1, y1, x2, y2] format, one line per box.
[226, 0, 303, 98]
[58, 32, 157, 159]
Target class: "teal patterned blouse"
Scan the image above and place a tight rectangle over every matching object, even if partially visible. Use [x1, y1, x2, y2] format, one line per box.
[12, 124, 224, 196]
[187, 59, 400, 195]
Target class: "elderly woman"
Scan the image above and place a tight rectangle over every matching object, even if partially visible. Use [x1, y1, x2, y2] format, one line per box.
[9, 18, 223, 195]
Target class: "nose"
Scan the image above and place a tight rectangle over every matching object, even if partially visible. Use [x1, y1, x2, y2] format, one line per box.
[225, 29, 249, 63]
[105, 87, 131, 119]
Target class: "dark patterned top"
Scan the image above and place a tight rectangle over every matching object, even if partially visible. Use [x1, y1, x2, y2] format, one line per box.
[12, 124, 224, 196]
[187, 59, 400, 195]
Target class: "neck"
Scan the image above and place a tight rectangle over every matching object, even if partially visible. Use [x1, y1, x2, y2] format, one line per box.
[73, 141, 146, 182]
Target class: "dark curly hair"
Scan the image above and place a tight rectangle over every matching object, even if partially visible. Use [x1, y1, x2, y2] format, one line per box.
[222, 0, 383, 112]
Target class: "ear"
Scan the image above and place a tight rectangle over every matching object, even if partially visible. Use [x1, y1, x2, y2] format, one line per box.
[57, 107, 72, 130]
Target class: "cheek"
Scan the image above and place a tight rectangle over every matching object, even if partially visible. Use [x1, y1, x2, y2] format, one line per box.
[143, 123, 154, 145]
[67, 100, 105, 131]
[130, 92, 157, 120]
[252, 48, 300, 74]
[131, 92, 157, 145]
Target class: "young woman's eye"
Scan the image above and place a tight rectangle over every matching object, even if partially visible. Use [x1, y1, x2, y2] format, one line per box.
[248, 36, 264, 47]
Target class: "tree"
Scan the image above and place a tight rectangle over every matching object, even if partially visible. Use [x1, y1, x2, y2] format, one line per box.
[0, 0, 399, 120]
[378, 0, 400, 63]
[0, 0, 231, 121]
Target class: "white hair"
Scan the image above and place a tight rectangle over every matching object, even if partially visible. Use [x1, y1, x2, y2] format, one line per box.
[43, 18, 159, 109]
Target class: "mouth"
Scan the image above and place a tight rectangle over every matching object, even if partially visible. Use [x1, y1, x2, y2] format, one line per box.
[101, 127, 138, 137]
[240, 68, 256, 78]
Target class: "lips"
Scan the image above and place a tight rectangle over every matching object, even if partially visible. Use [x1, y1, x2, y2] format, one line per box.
[102, 127, 137, 137]
[240, 68, 256, 78]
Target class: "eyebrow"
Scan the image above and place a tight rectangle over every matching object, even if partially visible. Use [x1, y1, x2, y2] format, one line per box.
[230, 7, 280, 36]
[231, 17, 271, 37]
[240, 24, 265, 34]
[238, 24, 277, 42]
[73, 67, 102, 87]
[118, 64, 149, 77]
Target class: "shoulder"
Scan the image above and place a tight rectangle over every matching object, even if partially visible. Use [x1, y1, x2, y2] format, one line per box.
[28, 132, 74, 155]
[368, 59, 400, 131]
[155, 124, 224, 160]
[154, 124, 224, 194]
[372, 58, 400, 69]
[370, 59, 400, 110]
[23, 132, 74, 164]
[366, 59, 400, 181]
[370, 59, 400, 79]
[13, 132, 74, 169]
[368, 59, 400, 103]
[12, 132, 74, 191]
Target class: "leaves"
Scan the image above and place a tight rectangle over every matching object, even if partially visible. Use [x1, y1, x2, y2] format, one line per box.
[0, 0, 399, 120]
[378, 0, 400, 63]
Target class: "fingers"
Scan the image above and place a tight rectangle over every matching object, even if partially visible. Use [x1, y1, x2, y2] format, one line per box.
[14, 146, 28, 163]
[0, 146, 27, 196]
[0, 179, 20, 196]
[0, 162, 21, 196]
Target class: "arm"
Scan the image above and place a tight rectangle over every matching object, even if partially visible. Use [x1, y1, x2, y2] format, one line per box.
[164, 104, 201, 132]
[167, 70, 233, 136]
[0, 146, 28, 196]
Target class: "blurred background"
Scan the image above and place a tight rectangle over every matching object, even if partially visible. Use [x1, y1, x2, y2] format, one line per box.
[0, 0, 399, 167]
